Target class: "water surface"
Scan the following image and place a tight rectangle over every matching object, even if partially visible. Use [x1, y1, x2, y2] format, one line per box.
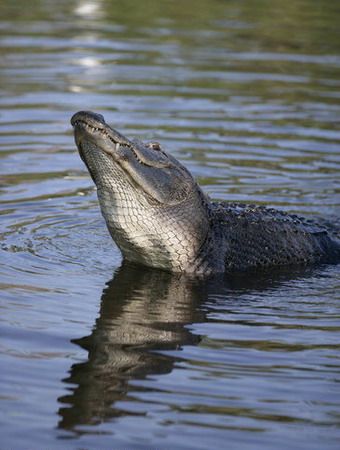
[1, 0, 340, 448]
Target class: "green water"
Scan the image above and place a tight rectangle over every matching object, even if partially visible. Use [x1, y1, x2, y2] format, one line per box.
[1, 0, 340, 448]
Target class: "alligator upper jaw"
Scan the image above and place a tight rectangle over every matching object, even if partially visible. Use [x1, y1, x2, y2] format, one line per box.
[71, 110, 172, 170]
[71, 110, 105, 128]
[71, 110, 135, 159]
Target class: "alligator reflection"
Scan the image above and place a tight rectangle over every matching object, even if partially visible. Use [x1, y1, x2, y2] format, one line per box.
[58, 262, 317, 431]
[58, 263, 208, 430]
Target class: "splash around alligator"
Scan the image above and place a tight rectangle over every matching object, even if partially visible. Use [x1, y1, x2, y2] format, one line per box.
[71, 110, 340, 275]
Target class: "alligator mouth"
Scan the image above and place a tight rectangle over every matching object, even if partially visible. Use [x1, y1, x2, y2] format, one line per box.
[71, 111, 134, 156]
[71, 111, 170, 169]
[72, 120, 106, 135]
[74, 120, 159, 169]
[72, 119, 123, 154]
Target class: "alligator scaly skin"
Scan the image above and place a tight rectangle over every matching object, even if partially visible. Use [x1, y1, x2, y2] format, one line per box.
[71, 111, 340, 275]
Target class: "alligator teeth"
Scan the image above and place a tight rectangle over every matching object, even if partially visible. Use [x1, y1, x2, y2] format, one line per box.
[115, 143, 120, 151]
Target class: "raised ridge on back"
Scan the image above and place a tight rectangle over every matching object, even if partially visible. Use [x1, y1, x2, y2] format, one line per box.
[209, 201, 339, 272]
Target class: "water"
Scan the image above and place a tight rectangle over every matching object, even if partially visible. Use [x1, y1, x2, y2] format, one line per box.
[1, 0, 340, 448]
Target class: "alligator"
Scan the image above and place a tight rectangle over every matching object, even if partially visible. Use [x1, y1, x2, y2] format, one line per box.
[71, 110, 340, 275]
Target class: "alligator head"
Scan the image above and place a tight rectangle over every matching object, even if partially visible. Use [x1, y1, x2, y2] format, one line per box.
[71, 111, 211, 272]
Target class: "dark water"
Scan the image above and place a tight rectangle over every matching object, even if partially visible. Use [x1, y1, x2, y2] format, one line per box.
[1, 0, 340, 448]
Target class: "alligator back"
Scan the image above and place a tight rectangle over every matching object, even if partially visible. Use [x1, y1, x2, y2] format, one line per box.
[211, 202, 340, 271]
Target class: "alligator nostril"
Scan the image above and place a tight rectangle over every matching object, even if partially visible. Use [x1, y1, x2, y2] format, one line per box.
[71, 110, 105, 126]
[81, 111, 105, 123]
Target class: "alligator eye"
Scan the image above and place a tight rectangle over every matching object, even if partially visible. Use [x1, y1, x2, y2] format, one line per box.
[147, 142, 162, 151]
